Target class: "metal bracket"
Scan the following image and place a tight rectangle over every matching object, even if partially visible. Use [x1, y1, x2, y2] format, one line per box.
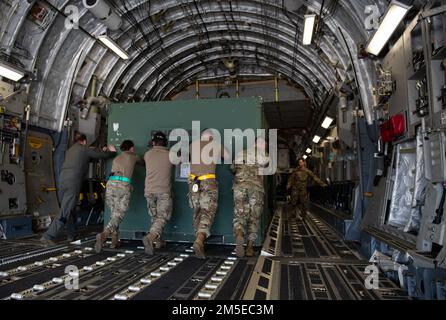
[420, 5, 446, 19]
[352, 109, 365, 118]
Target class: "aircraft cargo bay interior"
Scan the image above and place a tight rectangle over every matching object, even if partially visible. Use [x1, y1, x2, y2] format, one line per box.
[0, 0, 446, 302]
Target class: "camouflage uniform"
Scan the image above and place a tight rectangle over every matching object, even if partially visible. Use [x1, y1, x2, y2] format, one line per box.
[94, 149, 142, 253]
[287, 168, 325, 218]
[104, 181, 132, 234]
[144, 145, 173, 246]
[101, 151, 142, 240]
[188, 180, 218, 238]
[188, 139, 225, 238]
[232, 148, 268, 242]
[146, 193, 173, 239]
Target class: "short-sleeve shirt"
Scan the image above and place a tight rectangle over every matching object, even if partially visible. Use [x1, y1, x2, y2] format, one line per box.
[111, 151, 143, 179]
[189, 139, 224, 176]
[144, 146, 172, 195]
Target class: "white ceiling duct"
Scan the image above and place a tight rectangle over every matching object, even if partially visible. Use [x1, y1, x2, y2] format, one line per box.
[82, 0, 122, 31]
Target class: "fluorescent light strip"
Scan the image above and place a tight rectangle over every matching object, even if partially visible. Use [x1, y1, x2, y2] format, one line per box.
[313, 135, 321, 144]
[321, 116, 334, 129]
[0, 62, 25, 82]
[303, 155, 308, 160]
[366, 1, 411, 56]
[306, 148, 312, 154]
[98, 35, 129, 60]
[303, 14, 316, 46]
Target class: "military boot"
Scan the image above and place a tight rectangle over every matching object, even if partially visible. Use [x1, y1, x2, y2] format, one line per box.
[143, 233, 157, 255]
[193, 232, 207, 259]
[95, 230, 111, 253]
[40, 236, 56, 247]
[235, 229, 245, 258]
[246, 240, 255, 257]
[110, 232, 120, 249]
[155, 237, 166, 249]
[293, 208, 299, 219]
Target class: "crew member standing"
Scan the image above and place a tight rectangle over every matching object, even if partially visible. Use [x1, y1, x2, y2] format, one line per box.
[189, 129, 230, 259]
[142, 132, 173, 255]
[232, 138, 269, 257]
[287, 158, 327, 220]
[42, 133, 116, 245]
[95, 140, 143, 253]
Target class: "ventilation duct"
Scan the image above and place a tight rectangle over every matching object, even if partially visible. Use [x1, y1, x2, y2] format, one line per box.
[82, 0, 122, 31]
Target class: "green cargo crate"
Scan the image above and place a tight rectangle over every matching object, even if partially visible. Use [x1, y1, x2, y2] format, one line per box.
[106, 97, 273, 245]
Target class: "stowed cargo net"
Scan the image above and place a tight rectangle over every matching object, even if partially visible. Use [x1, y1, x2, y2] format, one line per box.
[387, 128, 427, 233]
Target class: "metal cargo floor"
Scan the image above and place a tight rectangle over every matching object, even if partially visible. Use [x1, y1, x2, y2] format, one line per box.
[0, 204, 409, 300]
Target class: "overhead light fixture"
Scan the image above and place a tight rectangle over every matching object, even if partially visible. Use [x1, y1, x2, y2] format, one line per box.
[366, 1, 411, 56]
[0, 60, 25, 82]
[303, 155, 308, 160]
[306, 148, 312, 154]
[313, 135, 321, 144]
[321, 116, 334, 129]
[303, 14, 316, 46]
[98, 35, 129, 60]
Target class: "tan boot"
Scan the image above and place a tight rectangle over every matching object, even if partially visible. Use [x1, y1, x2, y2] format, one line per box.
[246, 241, 255, 257]
[110, 232, 120, 249]
[95, 230, 110, 253]
[235, 229, 245, 258]
[142, 233, 157, 255]
[193, 232, 207, 259]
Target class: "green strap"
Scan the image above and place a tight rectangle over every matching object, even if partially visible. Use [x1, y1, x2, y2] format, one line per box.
[109, 176, 132, 184]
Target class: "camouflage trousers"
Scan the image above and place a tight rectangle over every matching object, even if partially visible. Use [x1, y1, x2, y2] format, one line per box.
[104, 181, 132, 234]
[188, 180, 218, 238]
[233, 187, 264, 242]
[146, 193, 173, 239]
[291, 189, 309, 218]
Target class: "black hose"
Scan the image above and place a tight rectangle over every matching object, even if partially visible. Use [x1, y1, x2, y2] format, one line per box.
[337, 27, 364, 110]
